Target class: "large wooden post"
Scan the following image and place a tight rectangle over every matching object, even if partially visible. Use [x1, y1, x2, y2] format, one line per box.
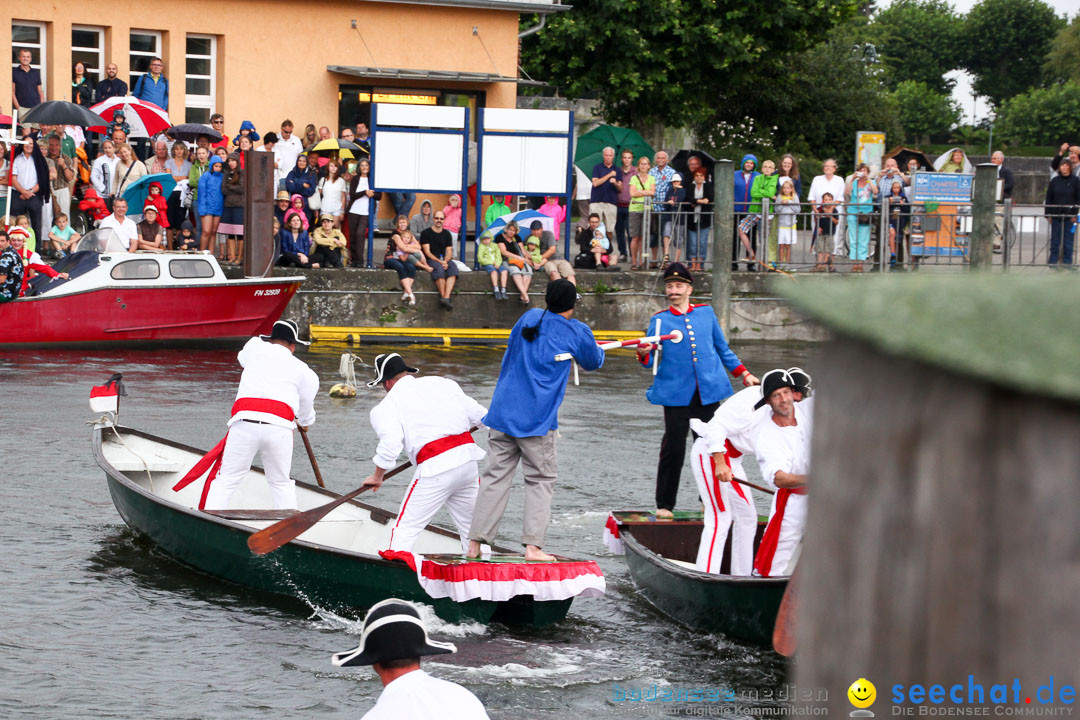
[243, 149, 275, 278]
[786, 274, 1080, 715]
[970, 163, 997, 270]
[711, 159, 734, 333]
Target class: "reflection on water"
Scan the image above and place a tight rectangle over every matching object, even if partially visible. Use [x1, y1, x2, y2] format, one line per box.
[1, 339, 816, 719]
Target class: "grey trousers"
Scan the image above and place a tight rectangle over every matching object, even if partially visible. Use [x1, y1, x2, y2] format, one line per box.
[469, 429, 558, 548]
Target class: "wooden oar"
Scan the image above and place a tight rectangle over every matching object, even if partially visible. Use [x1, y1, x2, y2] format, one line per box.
[772, 568, 800, 656]
[297, 425, 325, 488]
[246, 458, 413, 555]
[732, 477, 775, 495]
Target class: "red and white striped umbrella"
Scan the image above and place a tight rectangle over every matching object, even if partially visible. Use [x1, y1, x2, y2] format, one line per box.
[88, 96, 171, 139]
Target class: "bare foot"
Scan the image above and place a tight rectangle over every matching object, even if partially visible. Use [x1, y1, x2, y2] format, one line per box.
[524, 545, 556, 562]
[465, 540, 483, 559]
[655, 508, 674, 520]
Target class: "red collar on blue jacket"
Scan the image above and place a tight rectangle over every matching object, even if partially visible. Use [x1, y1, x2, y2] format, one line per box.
[655, 303, 709, 317]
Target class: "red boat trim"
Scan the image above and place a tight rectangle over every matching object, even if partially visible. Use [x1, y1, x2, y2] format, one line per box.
[104, 315, 268, 333]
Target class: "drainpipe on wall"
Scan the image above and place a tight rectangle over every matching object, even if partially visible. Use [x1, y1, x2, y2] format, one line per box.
[518, 15, 546, 39]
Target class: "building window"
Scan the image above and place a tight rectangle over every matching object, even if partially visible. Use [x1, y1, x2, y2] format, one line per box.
[184, 35, 216, 124]
[12, 22, 47, 98]
[129, 30, 162, 89]
[72, 26, 105, 84]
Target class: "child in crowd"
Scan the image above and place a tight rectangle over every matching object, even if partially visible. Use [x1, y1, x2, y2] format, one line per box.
[106, 110, 131, 138]
[816, 192, 838, 244]
[775, 177, 799, 269]
[175, 220, 199, 251]
[886, 180, 910, 267]
[525, 236, 544, 266]
[739, 159, 777, 268]
[144, 182, 170, 228]
[591, 227, 611, 269]
[441, 194, 463, 240]
[477, 233, 509, 300]
[310, 214, 348, 268]
[284, 194, 310, 230]
[15, 215, 36, 253]
[135, 206, 166, 252]
[48, 214, 81, 258]
[538, 195, 565, 241]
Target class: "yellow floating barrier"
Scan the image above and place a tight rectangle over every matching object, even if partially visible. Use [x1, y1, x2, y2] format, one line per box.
[309, 325, 646, 348]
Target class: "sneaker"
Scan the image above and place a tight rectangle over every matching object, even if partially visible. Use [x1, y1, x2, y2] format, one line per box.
[408, 293, 416, 306]
[401, 291, 410, 301]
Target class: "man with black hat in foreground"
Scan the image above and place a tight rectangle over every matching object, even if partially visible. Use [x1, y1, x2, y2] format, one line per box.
[752, 369, 810, 577]
[636, 262, 759, 519]
[361, 353, 488, 554]
[332, 598, 489, 719]
[196, 320, 319, 510]
[466, 279, 605, 562]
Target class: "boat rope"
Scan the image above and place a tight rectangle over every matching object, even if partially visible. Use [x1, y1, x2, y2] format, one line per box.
[88, 417, 155, 493]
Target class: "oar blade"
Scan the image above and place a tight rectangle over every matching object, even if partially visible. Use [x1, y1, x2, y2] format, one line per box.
[772, 569, 800, 657]
[247, 510, 322, 555]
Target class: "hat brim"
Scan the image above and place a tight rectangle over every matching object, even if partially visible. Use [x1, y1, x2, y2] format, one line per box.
[259, 333, 310, 346]
[365, 365, 417, 389]
[331, 638, 455, 667]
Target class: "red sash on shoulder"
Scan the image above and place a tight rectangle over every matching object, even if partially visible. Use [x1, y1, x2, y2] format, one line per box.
[173, 398, 296, 509]
[416, 431, 474, 465]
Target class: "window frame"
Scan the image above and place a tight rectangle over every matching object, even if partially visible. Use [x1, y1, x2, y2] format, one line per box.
[184, 34, 217, 125]
[72, 25, 105, 85]
[110, 259, 161, 280]
[168, 258, 215, 279]
[129, 29, 163, 90]
[12, 21, 47, 99]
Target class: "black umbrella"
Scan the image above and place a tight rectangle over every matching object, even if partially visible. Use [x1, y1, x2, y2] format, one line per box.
[19, 100, 103, 128]
[165, 123, 223, 143]
[884, 146, 933, 172]
[671, 149, 718, 184]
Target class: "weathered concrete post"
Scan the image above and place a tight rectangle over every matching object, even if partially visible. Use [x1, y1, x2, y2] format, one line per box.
[712, 159, 734, 333]
[243, 149, 275, 278]
[970, 162, 997, 270]
[785, 274, 1080, 716]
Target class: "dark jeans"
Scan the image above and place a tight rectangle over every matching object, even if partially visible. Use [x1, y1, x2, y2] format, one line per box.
[384, 257, 416, 280]
[310, 246, 344, 268]
[1048, 217, 1075, 265]
[655, 390, 719, 511]
[11, 194, 44, 246]
[348, 212, 369, 266]
[615, 205, 630, 256]
[277, 253, 312, 268]
[388, 192, 416, 218]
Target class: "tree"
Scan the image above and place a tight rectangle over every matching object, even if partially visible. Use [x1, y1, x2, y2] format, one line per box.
[962, 0, 1064, 105]
[519, 0, 862, 131]
[891, 80, 961, 142]
[1044, 18, 1080, 84]
[995, 82, 1080, 145]
[868, 0, 963, 94]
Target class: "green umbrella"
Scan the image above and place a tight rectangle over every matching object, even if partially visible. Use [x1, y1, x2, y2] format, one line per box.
[574, 125, 655, 176]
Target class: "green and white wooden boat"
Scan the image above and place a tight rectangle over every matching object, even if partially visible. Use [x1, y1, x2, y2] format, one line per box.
[93, 423, 603, 627]
[606, 511, 787, 646]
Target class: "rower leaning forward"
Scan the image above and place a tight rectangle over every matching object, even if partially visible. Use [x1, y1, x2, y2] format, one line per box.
[636, 263, 759, 518]
[173, 319, 319, 510]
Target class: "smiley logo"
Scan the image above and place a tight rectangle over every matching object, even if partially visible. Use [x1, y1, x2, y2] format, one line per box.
[848, 678, 877, 709]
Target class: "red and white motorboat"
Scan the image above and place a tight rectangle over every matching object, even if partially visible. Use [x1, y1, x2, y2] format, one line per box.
[2, 229, 303, 348]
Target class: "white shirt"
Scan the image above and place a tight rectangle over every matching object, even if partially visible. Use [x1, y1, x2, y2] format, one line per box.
[320, 176, 346, 215]
[754, 408, 811, 490]
[808, 174, 846, 208]
[12, 153, 38, 192]
[229, 337, 319, 429]
[370, 375, 487, 476]
[91, 155, 121, 196]
[362, 669, 489, 720]
[690, 386, 771, 480]
[274, 134, 304, 176]
[349, 177, 371, 215]
[98, 213, 139, 250]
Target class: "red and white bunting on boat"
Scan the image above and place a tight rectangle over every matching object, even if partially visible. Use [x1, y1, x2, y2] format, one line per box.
[602, 513, 624, 555]
[89, 374, 127, 414]
[379, 550, 606, 603]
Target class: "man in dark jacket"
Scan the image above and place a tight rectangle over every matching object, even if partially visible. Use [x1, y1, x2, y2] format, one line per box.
[991, 151, 1015, 253]
[10, 131, 51, 243]
[94, 63, 128, 103]
[1044, 158, 1080, 267]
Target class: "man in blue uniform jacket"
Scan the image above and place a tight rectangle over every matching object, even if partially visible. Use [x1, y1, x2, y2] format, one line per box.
[637, 263, 759, 518]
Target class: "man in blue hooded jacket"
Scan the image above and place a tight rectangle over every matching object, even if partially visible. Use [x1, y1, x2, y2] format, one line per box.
[132, 57, 169, 110]
[733, 155, 759, 271]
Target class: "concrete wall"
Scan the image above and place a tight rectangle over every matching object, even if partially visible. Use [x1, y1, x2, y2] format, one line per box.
[235, 267, 829, 342]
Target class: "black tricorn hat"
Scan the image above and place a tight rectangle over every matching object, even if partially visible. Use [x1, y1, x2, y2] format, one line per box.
[787, 367, 812, 397]
[331, 599, 456, 667]
[259, 319, 309, 346]
[366, 352, 419, 388]
[754, 369, 797, 410]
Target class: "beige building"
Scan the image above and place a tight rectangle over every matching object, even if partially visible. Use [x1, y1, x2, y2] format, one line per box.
[6, 0, 564, 136]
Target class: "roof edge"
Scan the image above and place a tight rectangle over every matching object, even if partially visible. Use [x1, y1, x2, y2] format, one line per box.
[360, 0, 571, 13]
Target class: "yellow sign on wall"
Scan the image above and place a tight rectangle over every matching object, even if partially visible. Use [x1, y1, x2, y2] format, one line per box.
[358, 92, 438, 105]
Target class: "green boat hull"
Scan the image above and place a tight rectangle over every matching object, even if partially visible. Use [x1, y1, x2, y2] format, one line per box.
[97, 428, 573, 627]
[617, 516, 787, 646]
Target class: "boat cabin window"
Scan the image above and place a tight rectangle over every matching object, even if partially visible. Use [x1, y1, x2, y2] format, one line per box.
[169, 259, 215, 279]
[110, 259, 161, 280]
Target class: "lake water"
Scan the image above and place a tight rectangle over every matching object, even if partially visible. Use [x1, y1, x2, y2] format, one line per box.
[0, 340, 817, 718]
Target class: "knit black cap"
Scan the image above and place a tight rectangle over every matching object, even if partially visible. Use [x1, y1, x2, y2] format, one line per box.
[546, 279, 577, 313]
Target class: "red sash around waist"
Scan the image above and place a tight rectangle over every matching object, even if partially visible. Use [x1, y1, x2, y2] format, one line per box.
[230, 397, 295, 421]
[724, 439, 743, 459]
[416, 431, 474, 465]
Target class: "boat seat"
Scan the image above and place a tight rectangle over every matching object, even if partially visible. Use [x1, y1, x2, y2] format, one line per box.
[203, 509, 298, 521]
[665, 557, 699, 571]
[110, 459, 186, 473]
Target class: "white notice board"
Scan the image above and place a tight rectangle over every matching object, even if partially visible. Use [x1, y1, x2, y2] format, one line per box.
[374, 131, 465, 193]
[480, 135, 569, 195]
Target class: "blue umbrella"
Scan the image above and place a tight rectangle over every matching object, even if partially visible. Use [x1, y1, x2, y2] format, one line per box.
[122, 172, 177, 214]
[481, 209, 554, 239]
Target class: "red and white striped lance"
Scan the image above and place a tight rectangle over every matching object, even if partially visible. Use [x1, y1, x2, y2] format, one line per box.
[554, 329, 682, 362]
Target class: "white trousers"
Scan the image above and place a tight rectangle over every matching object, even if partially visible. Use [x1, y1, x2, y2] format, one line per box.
[755, 491, 808, 577]
[690, 439, 757, 575]
[388, 460, 479, 554]
[204, 421, 297, 510]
